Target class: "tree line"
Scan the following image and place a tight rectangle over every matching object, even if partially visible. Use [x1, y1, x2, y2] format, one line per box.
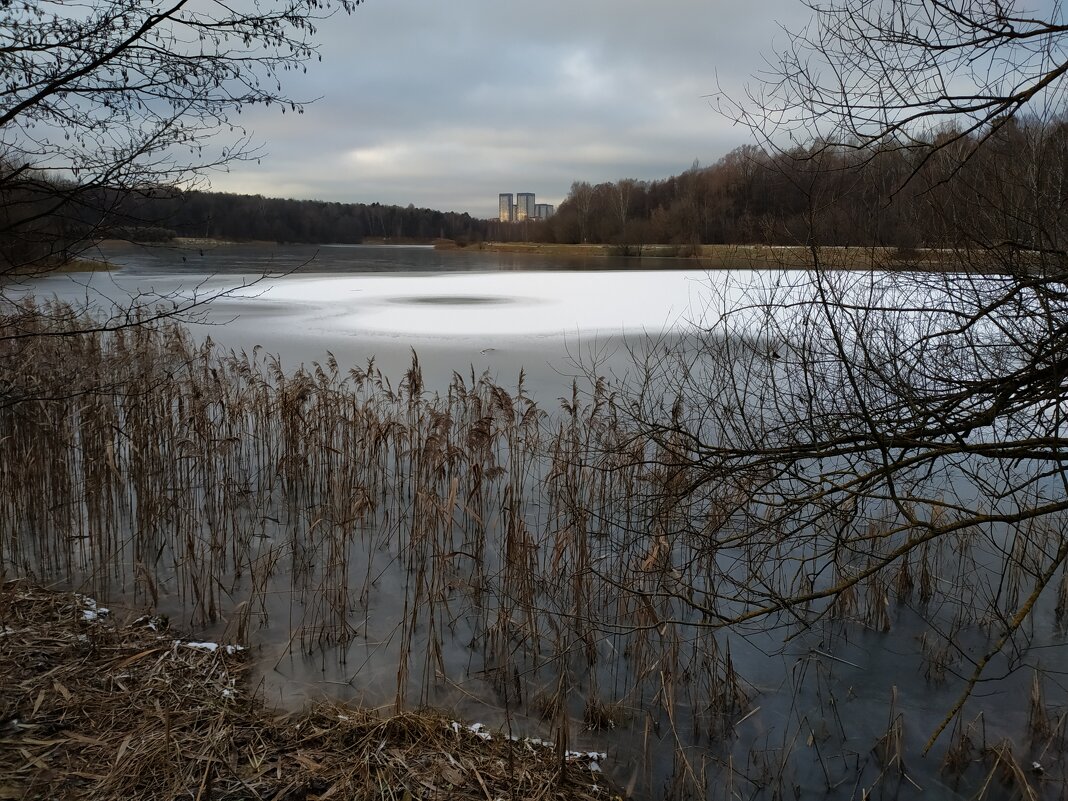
[0, 181, 490, 270]
[0, 0, 359, 276]
[110, 189, 490, 245]
[532, 115, 1068, 254]
[3, 115, 1064, 264]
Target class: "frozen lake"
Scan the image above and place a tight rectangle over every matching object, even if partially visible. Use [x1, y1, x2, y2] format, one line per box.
[18, 241, 729, 394]
[9, 241, 1065, 800]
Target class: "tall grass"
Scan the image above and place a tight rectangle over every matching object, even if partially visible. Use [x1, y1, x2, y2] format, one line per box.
[1, 298, 1064, 799]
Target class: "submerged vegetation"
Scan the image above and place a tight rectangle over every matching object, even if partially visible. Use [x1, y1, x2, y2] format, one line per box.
[1, 297, 1065, 799]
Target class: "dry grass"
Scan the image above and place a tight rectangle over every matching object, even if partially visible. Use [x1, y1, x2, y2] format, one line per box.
[978, 740, 1039, 801]
[461, 242, 968, 270]
[1, 298, 1065, 799]
[0, 580, 614, 801]
[1, 256, 116, 278]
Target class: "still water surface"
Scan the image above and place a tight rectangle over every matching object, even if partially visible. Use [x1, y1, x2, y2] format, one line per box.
[15, 242, 1066, 800]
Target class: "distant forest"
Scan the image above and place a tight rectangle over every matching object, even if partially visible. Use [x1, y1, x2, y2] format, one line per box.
[174, 118, 1065, 253]
[531, 116, 1068, 253]
[7, 116, 1063, 261]
[114, 190, 489, 244]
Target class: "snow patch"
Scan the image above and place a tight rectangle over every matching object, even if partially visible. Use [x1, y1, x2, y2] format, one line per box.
[449, 722, 607, 768]
[176, 640, 245, 655]
[133, 614, 167, 631]
[77, 594, 109, 622]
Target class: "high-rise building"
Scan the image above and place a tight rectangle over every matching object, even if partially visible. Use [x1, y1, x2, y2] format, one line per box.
[497, 192, 555, 222]
[498, 193, 514, 223]
[515, 192, 536, 221]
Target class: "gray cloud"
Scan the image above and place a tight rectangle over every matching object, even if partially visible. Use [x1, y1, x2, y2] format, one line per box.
[209, 0, 810, 216]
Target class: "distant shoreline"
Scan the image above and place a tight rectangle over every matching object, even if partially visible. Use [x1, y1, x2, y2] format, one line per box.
[87, 237, 995, 273]
[449, 241, 965, 270]
[2, 256, 117, 276]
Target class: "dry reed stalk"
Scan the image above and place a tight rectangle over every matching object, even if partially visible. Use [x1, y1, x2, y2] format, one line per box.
[1057, 559, 1068, 623]
[872, 687, 905, 775]
[978, 740, 1039, 801]
[1029, 668, 1054, 742]
[941, 713, 982, 776]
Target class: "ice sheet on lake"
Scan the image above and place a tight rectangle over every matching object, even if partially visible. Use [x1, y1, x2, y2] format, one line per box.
[241, 271, 716, 337]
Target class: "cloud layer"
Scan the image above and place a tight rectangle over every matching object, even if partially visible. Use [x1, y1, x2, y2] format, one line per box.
[209, 0, 808, 217]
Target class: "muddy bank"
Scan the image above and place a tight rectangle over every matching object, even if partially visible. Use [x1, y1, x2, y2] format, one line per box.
[0, 581, 614, 801]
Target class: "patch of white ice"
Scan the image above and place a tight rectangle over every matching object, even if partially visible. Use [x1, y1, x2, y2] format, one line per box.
[251, 271, 709, 338]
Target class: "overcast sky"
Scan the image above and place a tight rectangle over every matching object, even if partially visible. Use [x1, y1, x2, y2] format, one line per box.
[209, 1, 811, 218]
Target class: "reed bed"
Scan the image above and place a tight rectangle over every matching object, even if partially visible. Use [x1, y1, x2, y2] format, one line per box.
[0, 297, 1065, 799]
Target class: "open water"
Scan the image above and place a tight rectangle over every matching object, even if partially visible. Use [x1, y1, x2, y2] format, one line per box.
[11, 241, 1068, 800]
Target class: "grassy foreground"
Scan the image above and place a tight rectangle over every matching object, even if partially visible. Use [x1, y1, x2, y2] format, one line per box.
[0, 581, 614, 801]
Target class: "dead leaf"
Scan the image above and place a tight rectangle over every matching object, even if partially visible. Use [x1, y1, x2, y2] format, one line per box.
[440, 765, 464, 786]
[111, 647, 164, 670]
[115, 733, 132, 764]
[31, 689, 46, 718]
[64, 731, 107, 747]
[19, 748, 49, 770]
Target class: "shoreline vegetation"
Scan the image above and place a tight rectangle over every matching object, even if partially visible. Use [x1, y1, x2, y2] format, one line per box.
[51, 235, 1007, 275]
[0, 580, 614, 801]
[100, 235, 974, 272]
[51, 257, 117, 273]
[3, 256, 117, 276]
[4, 1, 1066, 799]
[438, 241, 982, 270]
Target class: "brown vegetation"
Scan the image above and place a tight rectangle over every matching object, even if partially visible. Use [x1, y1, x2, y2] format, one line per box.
[0, 299, 1063, 798]
[460, 242, 969, 270]
[0, 580, 611, 801]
